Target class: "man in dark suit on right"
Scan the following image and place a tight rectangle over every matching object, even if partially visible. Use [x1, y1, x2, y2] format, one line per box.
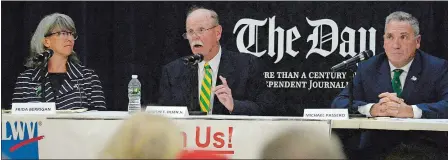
[332, 11, 448, 159]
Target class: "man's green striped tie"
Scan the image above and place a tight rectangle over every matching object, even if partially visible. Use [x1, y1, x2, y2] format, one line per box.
[199, 63, 212, 112]
[392, 69, 404, 97]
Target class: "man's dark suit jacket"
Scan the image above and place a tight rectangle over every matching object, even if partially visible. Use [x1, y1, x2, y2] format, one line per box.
[158, 48, 276, 115]
[332, 50, 448, 119]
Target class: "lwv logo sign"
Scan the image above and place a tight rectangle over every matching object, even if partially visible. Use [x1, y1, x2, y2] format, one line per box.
[2, 121, 44, 159]
[233, 16, 377, 63]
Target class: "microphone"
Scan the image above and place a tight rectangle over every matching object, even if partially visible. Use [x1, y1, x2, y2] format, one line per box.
[183, 54, 204, 65]
[33, 49, 54, 64]
[331, 50, 374, 72]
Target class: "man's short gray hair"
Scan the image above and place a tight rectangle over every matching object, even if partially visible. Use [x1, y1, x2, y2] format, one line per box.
[186, 6, 219, 26]
[385, 11, 420, 37]
[25, 13, 80, 68]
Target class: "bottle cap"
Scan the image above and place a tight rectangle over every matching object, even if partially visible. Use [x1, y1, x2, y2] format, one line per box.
[132, 75, 138, 79]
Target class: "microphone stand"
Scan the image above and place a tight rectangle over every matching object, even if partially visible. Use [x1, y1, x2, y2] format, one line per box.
[346, 68, 355, 115]
[33, 50, 53, 102]
[344, 66, 364, 117]
[38, 58, 49, 102]
[185, 62, 207, 116]
[188, 64, 196, 112]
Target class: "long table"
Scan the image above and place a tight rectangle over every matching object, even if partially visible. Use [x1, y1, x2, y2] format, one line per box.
[333, 117, 448, 131]
[1, 111, 447, 159]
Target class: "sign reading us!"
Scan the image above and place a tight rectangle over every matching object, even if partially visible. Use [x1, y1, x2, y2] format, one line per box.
[181, 126, 235, 155]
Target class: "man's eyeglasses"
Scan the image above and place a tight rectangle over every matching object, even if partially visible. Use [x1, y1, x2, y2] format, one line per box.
[182, 25, 217, 39]
[45, 31, 78, 40]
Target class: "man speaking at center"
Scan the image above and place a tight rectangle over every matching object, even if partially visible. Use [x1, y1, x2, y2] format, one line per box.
[158, 6, 276, 115]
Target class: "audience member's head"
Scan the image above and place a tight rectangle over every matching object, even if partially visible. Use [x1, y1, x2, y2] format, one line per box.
[260, 128, 345, 159]
[99, 112, 183, 159]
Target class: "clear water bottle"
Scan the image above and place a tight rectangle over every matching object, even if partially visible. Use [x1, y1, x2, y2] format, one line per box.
[128, 75, 141, 114]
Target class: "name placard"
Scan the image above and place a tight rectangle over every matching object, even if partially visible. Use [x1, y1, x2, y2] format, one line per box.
[12, 102, 56, 115]
[303, 109, 349, 120]
[145, 106, 189, 118]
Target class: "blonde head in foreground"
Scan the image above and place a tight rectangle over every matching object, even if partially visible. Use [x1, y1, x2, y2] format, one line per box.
[99, 112, 183, 159]
[261, 128, 345, 159]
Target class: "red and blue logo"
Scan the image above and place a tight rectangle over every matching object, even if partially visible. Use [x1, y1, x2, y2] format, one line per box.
[2, 121, 44, 159]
